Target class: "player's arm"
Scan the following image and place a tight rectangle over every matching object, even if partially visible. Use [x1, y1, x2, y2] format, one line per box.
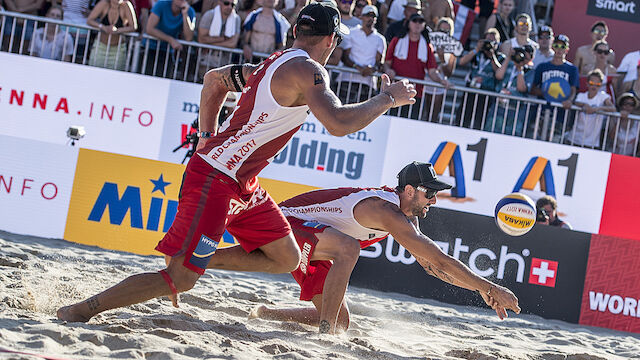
[296, 59, 416, 136]
[198, 64, 256, 139]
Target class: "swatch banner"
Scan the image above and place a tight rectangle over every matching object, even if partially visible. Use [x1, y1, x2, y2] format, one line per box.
[579, 234, 640, 333]
[0, 135, 78, 238]
[379, 116, 611, 234]
[0, 52, 169, 160]
[352, 207, 592, 323]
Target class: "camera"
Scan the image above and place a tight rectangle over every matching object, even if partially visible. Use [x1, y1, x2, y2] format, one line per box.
[66, 126, 86, 140]
[482, 40, 494, 52]
[511, 47, 527, 63]
[536, 207, 549, 223]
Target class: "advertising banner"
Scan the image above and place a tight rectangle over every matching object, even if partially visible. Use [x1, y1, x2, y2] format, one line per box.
[380, 116, 611, 234]
[351, 207, 592, 323]
[260, 113, 391, 189]
[0, 135, 78, 238]
[579, 235, 640, 333]
[598, 154, 640, 241]
[586, 0, 639, 24]
[0, 52, 169, 160]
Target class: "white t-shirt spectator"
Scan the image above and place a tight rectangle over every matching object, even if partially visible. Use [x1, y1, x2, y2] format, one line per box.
[618, 50, 640, 83]
[387, 0, 406, 22]
[338, 25, 386, 88]
[564, 91, 611, 148]
[31, 28, 75, 60]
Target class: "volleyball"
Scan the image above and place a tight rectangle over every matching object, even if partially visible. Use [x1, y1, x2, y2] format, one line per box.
[494, 193, 537, 236]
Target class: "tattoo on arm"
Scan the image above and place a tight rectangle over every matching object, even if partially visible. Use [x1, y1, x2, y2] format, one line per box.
[424, 263, 455, 284]
[319, 320, 330, 333]
[86, 296, 100, 311]
[314, 73, 323, 85]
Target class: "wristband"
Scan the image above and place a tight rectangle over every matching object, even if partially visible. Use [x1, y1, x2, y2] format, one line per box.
[230, 65, 246, 92]
[381, 90, 396, 107]
[197, 131, 213, 138]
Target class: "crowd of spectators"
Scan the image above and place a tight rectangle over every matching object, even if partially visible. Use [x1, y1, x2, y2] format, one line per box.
[1, 0, 639, 155]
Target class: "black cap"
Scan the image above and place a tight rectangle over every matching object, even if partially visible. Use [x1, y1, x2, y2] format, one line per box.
[408, 13, 424, 22]
[397, 162, 453, 191]
[296, 2, 350, 37]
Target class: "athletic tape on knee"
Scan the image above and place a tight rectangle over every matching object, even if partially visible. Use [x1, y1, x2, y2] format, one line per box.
[159, 269, 178, 296]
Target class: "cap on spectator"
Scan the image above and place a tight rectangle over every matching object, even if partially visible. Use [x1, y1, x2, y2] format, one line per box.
[539, 25, 553, 35]
[296, 2, 350, 37]
[361, 4, 378, 17]
[404, 0, 421, 9]
[617, 92, 638, 108]
[554, 34, 570, 45]
[408, 13, 424, 22]
[397, 162, 453, 191]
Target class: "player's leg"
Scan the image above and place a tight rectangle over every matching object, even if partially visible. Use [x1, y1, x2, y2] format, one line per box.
[249, 295, 350, 332]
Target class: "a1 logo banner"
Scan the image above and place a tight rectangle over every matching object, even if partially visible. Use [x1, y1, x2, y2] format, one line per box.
[380, 117, 612, 234]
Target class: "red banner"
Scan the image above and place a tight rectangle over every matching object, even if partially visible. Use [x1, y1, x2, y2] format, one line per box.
[599, 154, 640, 240]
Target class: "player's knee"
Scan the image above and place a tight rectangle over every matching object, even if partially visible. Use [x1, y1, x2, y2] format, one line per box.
[335, 236, 360, 266]
[281, 244, 302, 273]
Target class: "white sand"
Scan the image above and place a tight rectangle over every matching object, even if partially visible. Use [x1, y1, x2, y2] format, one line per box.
[1, 230, 638, 360]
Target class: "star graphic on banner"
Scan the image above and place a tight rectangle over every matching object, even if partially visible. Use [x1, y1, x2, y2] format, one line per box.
[150, 174, 171, 195]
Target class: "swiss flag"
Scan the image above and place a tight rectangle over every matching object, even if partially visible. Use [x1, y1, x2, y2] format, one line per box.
[528, 258, 559, 287]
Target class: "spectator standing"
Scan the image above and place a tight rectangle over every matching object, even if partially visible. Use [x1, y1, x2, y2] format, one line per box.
[336, 0, 361, 28]
[460, 0, 492, 36]
[30, 5, 75, 61]
[351, 0, 369, 17]
[608, 93, 640, 156]
[143, 0, 196, 76]
[616, 50, 640, 85]
[338, 4, 386, 103]
[484, 0, 513, 45]
[532, 25, 553, 69]
[130, 0, 151, 37]
[565, 69, 615, 148]
[617, 61, 640, 105]
[499, 13, 537, 59]
[386, 0, 406, 22]
[574, 21, 615, 76]
[384, 12, 446, 120]
[423, 16, 453, 122]
[384, 0, 419, 43]
[422, 0, 452, 31]
[236, 0, 260, 23]
[197, 0, 241, 78]
[370, 0, 388, 34]
[536, 196, 572, 230]
[242, 0, 290, 62]
[582, 41, 617, 94]
[486, 43, 535, 136]
[87, 0, 137, 70]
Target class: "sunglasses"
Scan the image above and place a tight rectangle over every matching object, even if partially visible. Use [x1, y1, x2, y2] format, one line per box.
[517, 21, 529, 27]
[411, 18, 425, 24]
[222, 1, 234, 6]
[595, 48, 611, 55]
[416, 186, 438, 199]
[588, 80, 602, 86]
[539, 35, 551, 40]
[593, 29, 607, 35]
[622, 102, 636, 107]
[552, 43, 568, 49]
[340, 0, 353, 4]
[335, 32, 343, 46]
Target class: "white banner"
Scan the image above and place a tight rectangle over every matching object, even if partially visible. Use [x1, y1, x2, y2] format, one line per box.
[0, 135, 79, 238]
[260, 113, 391, 188]
[0, 52, 169, 160]
[158, 81, 202, 164]
[380, 116, 611, 234]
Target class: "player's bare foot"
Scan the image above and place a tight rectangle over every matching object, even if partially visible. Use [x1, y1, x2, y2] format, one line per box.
[56, 305, 91, 323]
[248, 305, 267, 319]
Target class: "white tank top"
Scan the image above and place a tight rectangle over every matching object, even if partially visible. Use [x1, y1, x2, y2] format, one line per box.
[280, 187, 400, 247]
[198, 48, 311, 193]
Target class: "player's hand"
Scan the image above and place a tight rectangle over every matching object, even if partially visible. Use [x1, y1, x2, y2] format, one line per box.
[486, 284, 521, 320]
[380, 73, 417, 108]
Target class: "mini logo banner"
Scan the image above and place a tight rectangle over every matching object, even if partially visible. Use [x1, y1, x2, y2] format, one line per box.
[189, 234, 220, 269]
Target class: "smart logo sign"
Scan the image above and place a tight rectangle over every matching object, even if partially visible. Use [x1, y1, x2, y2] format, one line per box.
[587, 0, 639, 23]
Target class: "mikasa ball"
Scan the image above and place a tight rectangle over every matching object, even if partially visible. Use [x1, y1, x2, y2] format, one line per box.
[494, 193, 536, 236]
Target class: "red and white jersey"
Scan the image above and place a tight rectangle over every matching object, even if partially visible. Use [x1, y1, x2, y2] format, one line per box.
[279, 187, 400, 248]
[198, 48, 311, 193]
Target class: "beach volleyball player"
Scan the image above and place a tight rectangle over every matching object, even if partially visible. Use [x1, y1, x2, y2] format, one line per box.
[57, 2, 417, 323]
[247, 162, 521, 334]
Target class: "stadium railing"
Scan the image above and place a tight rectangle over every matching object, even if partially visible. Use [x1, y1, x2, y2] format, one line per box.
[2, 10, 638, 157]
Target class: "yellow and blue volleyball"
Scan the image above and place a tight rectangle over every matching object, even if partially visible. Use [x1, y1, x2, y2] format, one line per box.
[494, 193, 536, 236]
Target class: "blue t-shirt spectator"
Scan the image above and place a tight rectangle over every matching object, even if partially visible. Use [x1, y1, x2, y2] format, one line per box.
[146, 0, 196, 50]
[532, 61, 579, 103]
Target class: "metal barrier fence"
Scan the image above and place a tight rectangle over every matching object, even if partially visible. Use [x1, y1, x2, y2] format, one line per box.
[2, 10, 639, 157]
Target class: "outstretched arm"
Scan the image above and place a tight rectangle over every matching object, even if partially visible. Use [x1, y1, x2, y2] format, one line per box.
[198, 64, 257, 148]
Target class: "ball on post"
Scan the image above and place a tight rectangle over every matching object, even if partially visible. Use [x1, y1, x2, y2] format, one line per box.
[494, 193, 536, 236]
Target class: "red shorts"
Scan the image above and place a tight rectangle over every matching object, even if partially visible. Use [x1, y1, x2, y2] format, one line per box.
[156, 155, 291, 275]
[288, 217, 333, 301]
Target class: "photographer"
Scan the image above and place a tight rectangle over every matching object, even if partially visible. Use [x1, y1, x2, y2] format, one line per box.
[484, 45, 535, 136]
[536, 195, 572, 230]
[458, 28, 504, 128]
[536, 207, 549, 225]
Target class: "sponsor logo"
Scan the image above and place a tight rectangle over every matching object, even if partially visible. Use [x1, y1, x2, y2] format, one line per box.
[0, 174, 59, 200]
[87, 174, 178, 232]
[182, 101, 199, 114]
[228, 198, 247, 215]
[300, 242, 312, 274]
[430, 141, 466, 197]
[210, 112, 269, 170]
[272, 138, 364, 180]
[513, 156, 556, 197]
[189, 234, 220, 269]
[361, 237, 558, 287]
[588, 291, 640, 317]
[594, 0, 636, 13]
